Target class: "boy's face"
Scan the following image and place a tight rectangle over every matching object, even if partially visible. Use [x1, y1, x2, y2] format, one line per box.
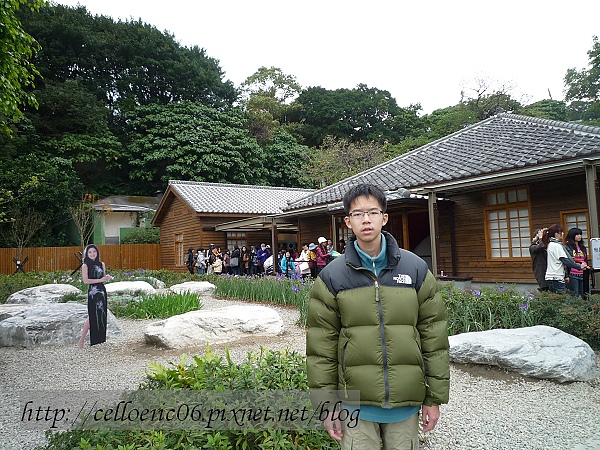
[343, 195, 388, 246]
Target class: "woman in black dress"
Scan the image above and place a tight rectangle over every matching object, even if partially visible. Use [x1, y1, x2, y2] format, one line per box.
[79, 244, 111, 347]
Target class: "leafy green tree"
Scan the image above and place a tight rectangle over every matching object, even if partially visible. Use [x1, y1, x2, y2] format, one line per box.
[564, 36, 600, 125]
[19, 4, 237, 113]
[292, 84, 423, 147]
[27, 79, 123, 164]
[516, 99, 569, 121]
[240, 67, 303, 143]
[424, 104, 479, 137]
[124, 101, 267, 190]
[306, 137, 389, 187]
[263, 129, 313, 188]
[460, 77, 522, 120]
[0, 155, 84, 247]
[0, 0, 44, 132]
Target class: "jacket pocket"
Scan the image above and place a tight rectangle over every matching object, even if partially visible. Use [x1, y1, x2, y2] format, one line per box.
[413, 328, 426, 384]
[340, 337, 349, 371]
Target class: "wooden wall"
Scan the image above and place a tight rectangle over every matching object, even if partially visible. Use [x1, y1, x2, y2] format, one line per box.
[0, 244, 160, 275]
[155, 192, 279, 271]
[299, 215, 332, 246]
[157, 195, 204, 272]
[438, 175, 590, 283]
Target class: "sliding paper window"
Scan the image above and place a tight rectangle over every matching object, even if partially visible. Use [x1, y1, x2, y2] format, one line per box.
[485, 187, 531, 258]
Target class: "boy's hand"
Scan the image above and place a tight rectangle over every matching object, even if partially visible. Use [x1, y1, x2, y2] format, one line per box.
[421, 405, 440, 432]
[324, 410, 343, 441]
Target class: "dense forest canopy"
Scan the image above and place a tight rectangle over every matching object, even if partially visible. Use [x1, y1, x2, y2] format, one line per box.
[1, 3, 598, 247]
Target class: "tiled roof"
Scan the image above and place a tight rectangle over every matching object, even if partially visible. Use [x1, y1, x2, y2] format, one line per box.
[284, 113, 600, 210]
[94, 195, 160, 212]
[169, 181, 315, 214]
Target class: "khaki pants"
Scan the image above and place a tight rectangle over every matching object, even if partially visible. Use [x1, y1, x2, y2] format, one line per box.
[341, 414, 419, 450]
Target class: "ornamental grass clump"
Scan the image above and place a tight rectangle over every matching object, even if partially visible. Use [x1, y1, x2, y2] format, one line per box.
[111, 292, 203, 319]
[442, 284, 536, 336]
[213, 274, 313, 326]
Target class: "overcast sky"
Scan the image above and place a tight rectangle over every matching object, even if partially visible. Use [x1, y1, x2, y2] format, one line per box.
[56, 0, 599, 114]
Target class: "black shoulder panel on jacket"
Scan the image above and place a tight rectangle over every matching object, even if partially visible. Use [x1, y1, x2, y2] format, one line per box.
[318, 247, 429, 297]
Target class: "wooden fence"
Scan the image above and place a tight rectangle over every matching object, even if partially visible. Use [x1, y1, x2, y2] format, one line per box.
[0, 244, 161, 275]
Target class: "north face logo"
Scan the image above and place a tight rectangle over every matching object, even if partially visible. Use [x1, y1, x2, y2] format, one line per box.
[392, 274, 412, 284]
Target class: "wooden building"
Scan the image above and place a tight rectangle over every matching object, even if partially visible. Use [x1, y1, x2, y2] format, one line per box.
[151, 181, 314, 271]
[275, 113, 600, 285]
[153, 114, 600, 286]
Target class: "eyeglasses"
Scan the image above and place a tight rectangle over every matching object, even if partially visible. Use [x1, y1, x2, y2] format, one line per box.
[348, 210, 383, 219]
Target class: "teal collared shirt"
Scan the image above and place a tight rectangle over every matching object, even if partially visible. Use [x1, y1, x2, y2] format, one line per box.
[350, 234, 420, 423]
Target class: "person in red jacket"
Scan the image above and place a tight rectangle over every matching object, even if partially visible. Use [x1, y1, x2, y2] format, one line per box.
[315, 236, 330, 275]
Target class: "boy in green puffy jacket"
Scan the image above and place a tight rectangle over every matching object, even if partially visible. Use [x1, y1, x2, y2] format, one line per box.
[306, 183, 450, 450]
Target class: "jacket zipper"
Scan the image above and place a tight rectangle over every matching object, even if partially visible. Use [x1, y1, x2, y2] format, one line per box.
[341, 341, 349, 398]
[373, 261, 390, 408]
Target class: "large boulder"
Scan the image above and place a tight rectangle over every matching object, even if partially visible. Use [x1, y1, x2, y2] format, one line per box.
[7, 284, 82, 304]
[144, 305, 284, 349]
[134, 276, 166, 289]
[105, 281, 156, 295]
[449, 325, 598, 383]
[0, 303, 121, 347]
[169, 281, 215, 297]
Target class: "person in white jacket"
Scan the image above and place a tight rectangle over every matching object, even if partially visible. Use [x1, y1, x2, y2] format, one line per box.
[542, 224, 588, 293]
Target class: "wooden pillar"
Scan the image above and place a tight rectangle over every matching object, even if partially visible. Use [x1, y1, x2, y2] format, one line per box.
[428, 192, 439, 275]
[271, 218, 279, 273]
[402, 211, 410, 250]
[585, 162, 599, 238]
[584, 162, 599, 289]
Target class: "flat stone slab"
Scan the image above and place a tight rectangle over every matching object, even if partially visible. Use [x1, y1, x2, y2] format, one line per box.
[169, 281, 215, 296]
[7, 284, 82, 304]
[144, 305, 283, 349]
[449, 325, 598, 383]
[0, 303, 121, 347]
[105, 281, 156, 295]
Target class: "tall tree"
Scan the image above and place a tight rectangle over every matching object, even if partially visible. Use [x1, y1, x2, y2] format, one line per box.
[305, 137, 389, 187]
[516, 99, 569, 121]
[19, 4, 237, 114]
[263, 129, 313, 188]
[292, 84, 423, 147]
[0, 154, 83, 247]
[124, 101, 267, 190]
[240, 67, 302, 143]
[0, 0, 44, 133]
[460, 77, 522, 120]
[564, 36, 600, 124]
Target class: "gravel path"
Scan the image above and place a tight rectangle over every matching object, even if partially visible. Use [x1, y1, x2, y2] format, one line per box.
[1, 297, 599, 450]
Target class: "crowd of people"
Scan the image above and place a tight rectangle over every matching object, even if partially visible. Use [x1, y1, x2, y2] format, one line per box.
[529, 224, 590, 296]
[184, 237, 347, 278]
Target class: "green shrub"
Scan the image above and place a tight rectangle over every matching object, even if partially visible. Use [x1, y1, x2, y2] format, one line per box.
[120, 227, 160, 244]
[112, 292, 203, 319]
[442, 284, 600, 349]
[529, 292, 600, 349]
[38, 349, 337, 450]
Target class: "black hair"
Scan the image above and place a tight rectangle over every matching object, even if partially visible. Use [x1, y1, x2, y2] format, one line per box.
[542, 224, 563, 246]
[564, 227, 587, 257]
[343, 183, 387, 215]
[83, 244, 101, 266]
